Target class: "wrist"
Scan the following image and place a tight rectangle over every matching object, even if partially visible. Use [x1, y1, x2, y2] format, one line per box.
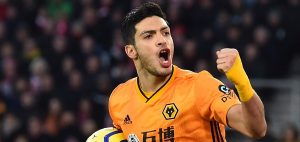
[235, 83, 254, 102]
[225, 54, 254, 102]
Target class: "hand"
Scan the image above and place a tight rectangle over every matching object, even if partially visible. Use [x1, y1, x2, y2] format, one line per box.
[216, 48, 239, 73]
[216, 48, 254, 102]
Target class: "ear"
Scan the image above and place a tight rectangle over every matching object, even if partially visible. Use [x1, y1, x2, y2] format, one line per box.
[125, 45, 138, 59]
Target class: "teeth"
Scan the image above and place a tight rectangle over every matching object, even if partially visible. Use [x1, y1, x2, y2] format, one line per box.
[159, 49, 169, 61]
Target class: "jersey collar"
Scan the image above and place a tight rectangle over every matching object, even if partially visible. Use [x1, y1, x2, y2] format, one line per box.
[135, 65, 177, 103]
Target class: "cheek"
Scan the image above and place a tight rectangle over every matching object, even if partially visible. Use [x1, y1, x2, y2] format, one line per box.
[169, 40, 175, 55]
[136, 46, 153, 59]
[136, 42, 155, 54]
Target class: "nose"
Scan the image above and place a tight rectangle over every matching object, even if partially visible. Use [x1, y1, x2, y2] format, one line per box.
[156, 34, 167, 47]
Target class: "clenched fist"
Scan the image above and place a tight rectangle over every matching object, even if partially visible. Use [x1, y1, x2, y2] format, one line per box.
[216, 48, 239, 73]
[216, 48, 254, 102]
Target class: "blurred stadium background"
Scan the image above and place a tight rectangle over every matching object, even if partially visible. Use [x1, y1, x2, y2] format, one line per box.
[0, 0, 300, 142]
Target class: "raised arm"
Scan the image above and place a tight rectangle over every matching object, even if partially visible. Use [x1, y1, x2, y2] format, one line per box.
[216, 48, 267, 139]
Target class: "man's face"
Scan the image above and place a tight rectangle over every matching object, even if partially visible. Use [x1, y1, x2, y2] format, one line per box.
[133, 16, 174, 76]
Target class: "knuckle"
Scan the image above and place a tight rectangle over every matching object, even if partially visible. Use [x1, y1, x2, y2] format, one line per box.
[217, 64, 222, 69]
[233, 49, 239, 55]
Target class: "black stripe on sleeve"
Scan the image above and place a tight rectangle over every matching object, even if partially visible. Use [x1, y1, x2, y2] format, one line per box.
[210, 121, 216, 142]
[215, 121, 224, 142]
[213, 121, 221, 142]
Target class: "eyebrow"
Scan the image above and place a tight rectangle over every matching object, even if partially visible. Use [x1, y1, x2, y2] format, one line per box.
[139, 26, 169, 36]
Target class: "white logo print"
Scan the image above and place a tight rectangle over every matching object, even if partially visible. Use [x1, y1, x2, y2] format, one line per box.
[128, 134, 139, 142]
[219, 85, 230, 94]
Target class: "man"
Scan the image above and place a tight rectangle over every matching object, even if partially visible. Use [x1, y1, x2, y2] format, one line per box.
[109, 2, 266, 142]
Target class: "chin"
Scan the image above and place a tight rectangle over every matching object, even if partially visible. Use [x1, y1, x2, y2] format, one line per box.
[157, 67, 172, 77]
[146, 64, 172, 77]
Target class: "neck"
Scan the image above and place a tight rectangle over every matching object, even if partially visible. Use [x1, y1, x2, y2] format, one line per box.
[137, 67, 172, 93]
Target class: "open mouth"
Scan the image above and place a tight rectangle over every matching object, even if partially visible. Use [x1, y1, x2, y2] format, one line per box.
[158, 48, 171, 68]
[159, 49, 170, 61]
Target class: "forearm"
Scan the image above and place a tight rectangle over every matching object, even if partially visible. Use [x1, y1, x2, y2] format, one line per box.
[227, 55, 267, 137]
[230, 65, 267, 137]
[241, 92, 267, 138]
[218, 49, 267, 138]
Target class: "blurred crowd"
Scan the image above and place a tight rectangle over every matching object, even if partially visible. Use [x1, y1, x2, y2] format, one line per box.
[0, 0, 300, 142]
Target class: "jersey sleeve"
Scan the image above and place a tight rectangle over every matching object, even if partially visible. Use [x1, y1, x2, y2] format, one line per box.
[210, 86, 241, 126]
[108, 84, 123, 129]
[196, 71, 241, 126]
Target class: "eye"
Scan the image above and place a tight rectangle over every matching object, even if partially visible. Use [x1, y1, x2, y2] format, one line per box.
[144, 34, 152, 39]
[163, 31, 170, 36]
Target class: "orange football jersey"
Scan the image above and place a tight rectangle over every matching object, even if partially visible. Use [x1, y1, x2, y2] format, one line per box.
[109, 65, 241, 142]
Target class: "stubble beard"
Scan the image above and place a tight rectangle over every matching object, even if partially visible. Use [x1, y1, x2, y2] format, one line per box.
[138, 54, 171, 77]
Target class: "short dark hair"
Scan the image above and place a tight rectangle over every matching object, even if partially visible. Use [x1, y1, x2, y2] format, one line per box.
[121, 2, 167, 45]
